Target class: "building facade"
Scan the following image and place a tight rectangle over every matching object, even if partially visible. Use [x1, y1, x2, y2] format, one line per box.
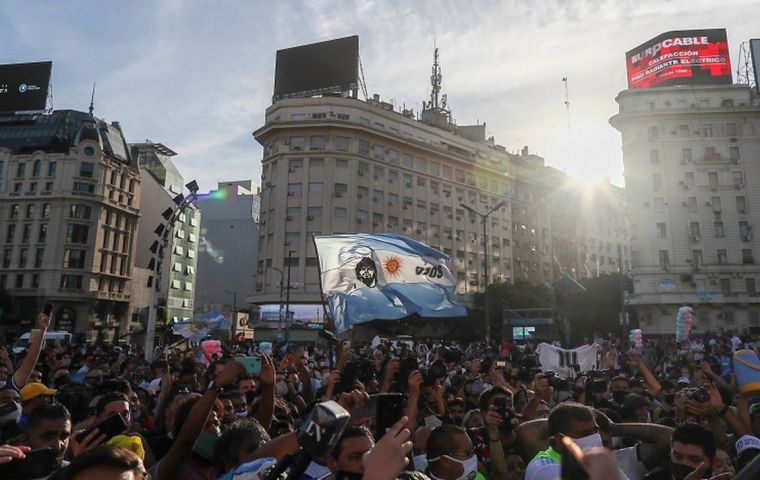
[611, 84, 760, 333]
[0, 110, 141, 338]
[131, 142, 200, 324]
[250, 94, 630, 330]
[195, 180, 260, 317]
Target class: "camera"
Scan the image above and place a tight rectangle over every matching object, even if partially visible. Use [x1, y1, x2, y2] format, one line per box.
[542, 371, 570, 391]
[340, 360, 375, 391]
[682, 386, 708, 403]
[586, 369, 611, 379]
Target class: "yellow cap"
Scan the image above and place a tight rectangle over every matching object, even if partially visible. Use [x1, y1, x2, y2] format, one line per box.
[107, 434, 145, 460]
[20, 382, 57, 402]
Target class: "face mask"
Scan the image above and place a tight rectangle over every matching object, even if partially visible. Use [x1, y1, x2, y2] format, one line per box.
[664, 394, 676, 404]
[244, 390, 257, 403]
[193, 432, 219, 460]
[275, 382, 288, 397]
[424, 415, 443, 428]
[335, 471, 364, 480]
[132, 409, 143, 422]
[54, 375, 70, 388]
[441, 454, 478, 480]
[0, 401, 21, 425]
[0, 380, 5, 388]
[573, 433, 603, 451]
[671, 462, 710, 480]
[612, 391, 627, 403]
[235, 411, 249, 418]
[413, 454, 428, 472]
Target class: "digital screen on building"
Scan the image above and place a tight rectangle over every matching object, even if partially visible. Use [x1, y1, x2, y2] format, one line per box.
[626, 29, 731, 89]
[274, 35, 359, 98]
[513, 326, 536, 340]
[256, 303, 327, 327]
[0, 61, 52, 112]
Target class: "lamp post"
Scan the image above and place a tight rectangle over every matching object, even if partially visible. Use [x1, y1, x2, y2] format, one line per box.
[284, 250, 295, 343]
[268, 267, 284, 339]
[145, 180, 199, 361]
[460, 201, 506, 346]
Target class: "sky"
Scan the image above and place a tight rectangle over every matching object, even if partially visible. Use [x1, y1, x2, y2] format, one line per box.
[1, 0, 756, 192]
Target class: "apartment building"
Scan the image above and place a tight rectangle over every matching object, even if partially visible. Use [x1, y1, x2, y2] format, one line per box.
[0, 110, 141, 337]
[611, 84, 760, 333]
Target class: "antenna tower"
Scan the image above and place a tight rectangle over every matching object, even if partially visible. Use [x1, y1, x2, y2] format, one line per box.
[736, 42, 756, 88]
[358, 54, 369, 101]
[562, 77, 570, 132]
[89, 82, 96, 115]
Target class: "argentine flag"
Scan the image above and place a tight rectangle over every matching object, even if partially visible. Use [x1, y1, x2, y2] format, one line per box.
[314, 233, 466, 333]
[172, 309, 231, 342]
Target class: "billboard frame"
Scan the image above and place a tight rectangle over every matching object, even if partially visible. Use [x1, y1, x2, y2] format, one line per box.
[0, 61, 52, 113]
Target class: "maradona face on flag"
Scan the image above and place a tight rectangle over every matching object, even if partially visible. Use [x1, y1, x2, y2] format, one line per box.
[314, 233, 466, 333]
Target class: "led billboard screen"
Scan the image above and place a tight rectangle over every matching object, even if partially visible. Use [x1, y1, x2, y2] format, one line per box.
[274, 35, 358, 98]
[0, 61, 52, 112]
[626, 29, 731, 89]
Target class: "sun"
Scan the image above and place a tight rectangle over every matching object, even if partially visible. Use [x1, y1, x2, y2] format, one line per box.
[383, 256, 403, 278]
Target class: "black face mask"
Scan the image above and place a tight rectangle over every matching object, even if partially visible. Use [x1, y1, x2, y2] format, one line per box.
[612, 391, 627, 403]
[671, 462, 710, 480]
[335, 471, 364, 480]
[664, 393, 676, 404]
[244, 390, 257, 403]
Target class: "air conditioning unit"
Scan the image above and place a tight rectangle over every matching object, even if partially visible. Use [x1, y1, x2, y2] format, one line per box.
[358, 170, 365, 176]
[691, 235, 700, 242]
[357, 219, 364, 224]
[705, 201, 712, 206]
[288, 167, 296, 173]
[682, 201, 689, 207]
[357, 194, 363, 199]
[456, 217, 461, 221]
[286, 216, 293, 221]
[260, 220, 266, 225]
[405, 183, 412, 188]
[334, 192, 343, 198]
[373, 222, 379, 227]
[416, 229, 422, 234]
[447, 235, 452, 239]
[389, 179, 394, 183]
[387, 201, 393, 206]
[743, 234, 753, 241]
[284, 241, 290, 246]
[403, 205, 408, 210]
[373, 197, 378, 201]
[448, 214, 453, 219]
[265, 181, 272, 187]
[287, 192, 295, 196]
[307, 215, 314, 220]
[387, 224, 393, 229]
[374, 174, 379, 179]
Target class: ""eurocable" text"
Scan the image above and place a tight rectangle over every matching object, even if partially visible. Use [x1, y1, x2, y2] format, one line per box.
[630, 36, 709, 64]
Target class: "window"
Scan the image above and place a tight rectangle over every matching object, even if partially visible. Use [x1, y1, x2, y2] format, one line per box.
[21, 224, 31, 243]
[708, 172, 719, 187]
[24, 204, 35, 218]
[648, 126, 658, 140]
[702, 124, 714, 137]
[334, 183, 348, 194]
[32, 160, 41, 177]
[79, 162, 94, 178]
[373, 144, 385, 160]
[737, 196, 747, 214]
[711, 196, 721, 211]
[403, 174, 413, 188]
[747, 278, 757, 295]
[743, 249, 754, 264]
[358, 140, 370, 155]
[740, 221, 751, 239]
[73, 182, 95, 195]
[284, 256, 299, 267]
[307, 207, 322, 218]
[15, 274, 23, 289]
[679, 124, 690, 137]
[44, 161, 56, 177]
[658, 250, 670, 268]
[656, 222, 667, 238]
[38, 224, 47, 243]
[726, 122, 738, 137]
[310, 136, 326, 151]
[29, 182, 37, 193]
[59, 274, 83, 290]
[16, 162, 25, 178]
[31, 274, 39, 288]
[654, 198, 664, 212]
[387, 150, 398, 164]
[66, 224, 89, 244]
[649, 150, 659, 164]
[417, 177, 426, 187]
[335, 137, 349, 152]
[18, 248, 27, 268]
[286, 207, 301, 219]
[720, 278, 731, 294]
[70, 204, 92, 219]
[44, 182, 53, 192]
[714, 222, 725, 237]
[689, 222, 700, 237]
[733, 172, 744, 188]
[13, 183, 22, 194]
[285, 232, 300, 245]
[290, 137, 305, 152]
[35, 248, 43, 268]
[171, 279, 181, 289]
[336, 159, 348, 169]
[1, 249, 10, 268]
[63, 249, 86, 269]
[652, 173, 662, 190]
[717, 249, 728, 264]
[692, 250, 703, 268]
[730, 147, 740, 163]
[685, 172, 695, 186]
[334, 207, 347, 218]
[287, 183, 303, 197]
[10, 204, 19, 219]
[682, 148, 692, 163]
[41, 203, 50, 218]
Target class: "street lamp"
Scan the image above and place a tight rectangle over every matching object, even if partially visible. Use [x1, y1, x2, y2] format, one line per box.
[284, 250, 296, 343]
[460, 200, 506, 345]
[268, 267, 285, 339]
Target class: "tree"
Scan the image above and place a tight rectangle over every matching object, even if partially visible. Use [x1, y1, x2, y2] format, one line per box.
[561, 273, 632, 344]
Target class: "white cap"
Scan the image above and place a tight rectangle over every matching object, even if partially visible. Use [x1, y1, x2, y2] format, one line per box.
[736, 435, 760, 456]
[677, 376, 690, 384]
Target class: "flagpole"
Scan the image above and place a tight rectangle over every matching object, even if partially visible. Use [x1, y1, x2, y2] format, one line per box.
[311, 234, 338, 335]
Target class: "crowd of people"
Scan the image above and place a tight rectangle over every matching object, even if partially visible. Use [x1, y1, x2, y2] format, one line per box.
[1, 310, 760, 480]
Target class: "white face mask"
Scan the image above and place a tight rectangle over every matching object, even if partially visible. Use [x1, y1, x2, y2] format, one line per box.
[235, 411, 249, 418]
[573, 433, 603, 451]
[424, 415, 443, 428]
[413, 454, 428, 472]
[443, 454, 478, 480]
[0, 401, 21, 425]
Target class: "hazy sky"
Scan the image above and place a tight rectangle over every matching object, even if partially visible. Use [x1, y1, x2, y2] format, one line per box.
[1, 0, 755, 191]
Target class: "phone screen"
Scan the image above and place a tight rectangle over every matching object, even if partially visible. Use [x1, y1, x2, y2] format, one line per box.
[235, 356, 262, 375]
[76, 412, 128, 443]
[375, 393, 404, 440]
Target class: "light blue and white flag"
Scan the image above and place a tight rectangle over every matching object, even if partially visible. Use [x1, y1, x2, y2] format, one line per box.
[172, 309, 231, 342]
[313, 233, 466, 333]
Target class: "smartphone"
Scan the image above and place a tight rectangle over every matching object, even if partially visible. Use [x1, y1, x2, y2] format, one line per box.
[493, 396, 508, 417]
[495, 361, 507, 368]
[374, 393, 404, 440]
[0, 448, 59, 480]
[236, 356, 262, 375]
[353, 393, 403, 418]
[43, 303, 53, 316]
[342, 340, 352, 349]
[560, 436, 588, 480]
[76, 412, 128, 443]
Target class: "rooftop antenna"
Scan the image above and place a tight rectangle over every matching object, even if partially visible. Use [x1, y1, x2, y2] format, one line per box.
[562, 77, 570, 132]
[358, 54, 368, 101]
[88, 82, 96, 116]
[736, 41, 756, 89]
[430, 46, 442, 110]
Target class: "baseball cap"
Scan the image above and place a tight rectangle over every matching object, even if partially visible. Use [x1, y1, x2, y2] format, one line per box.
[749, 402, 760, 417]
[736, 435, 760, 457]
[20, 383, 57, 402]
[677, 376, 691, 385]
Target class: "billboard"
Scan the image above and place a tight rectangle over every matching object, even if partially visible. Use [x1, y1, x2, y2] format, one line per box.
[751, 39, 760, 94]
[274, 35, 358, 98]
[626, 29, 731, 89]
[0, 61, 52, 112]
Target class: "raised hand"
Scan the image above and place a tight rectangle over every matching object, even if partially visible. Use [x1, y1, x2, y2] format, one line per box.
[0, 444, 30, 464]
[362, 416, 413, 480]
[70, 428, 107, 457]
[258, 355, 275, 386]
